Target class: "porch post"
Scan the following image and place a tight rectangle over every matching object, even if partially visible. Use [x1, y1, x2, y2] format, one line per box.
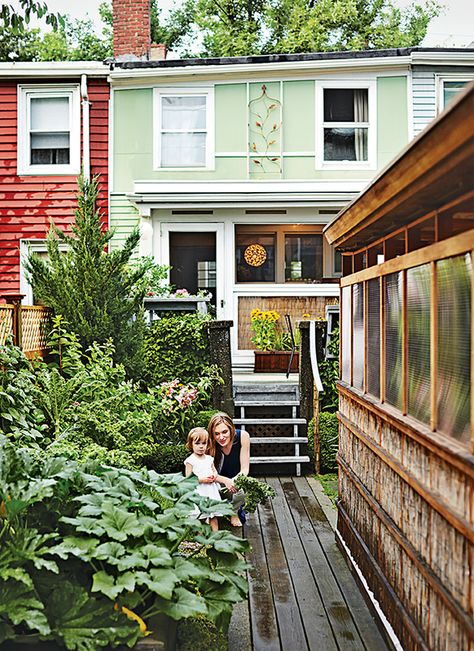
[299, 321, 312, 424]
[207, 320, 234, 417]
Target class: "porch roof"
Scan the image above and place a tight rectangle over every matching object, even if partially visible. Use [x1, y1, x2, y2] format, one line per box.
[126, 180, 366, 211]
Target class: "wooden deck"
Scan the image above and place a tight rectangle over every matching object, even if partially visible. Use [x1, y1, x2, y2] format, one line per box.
[235, 476, 390, 651]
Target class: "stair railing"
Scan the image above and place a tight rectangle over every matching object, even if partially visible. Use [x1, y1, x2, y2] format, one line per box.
[284, 314, 297, 378]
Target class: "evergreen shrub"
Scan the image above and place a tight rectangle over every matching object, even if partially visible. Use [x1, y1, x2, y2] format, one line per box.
[307, 412, 339, 473]
[143, 313, 211, 385]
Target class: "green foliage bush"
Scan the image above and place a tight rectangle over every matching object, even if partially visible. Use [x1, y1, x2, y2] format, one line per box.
[319, 324, 339, 412]
[0, 437, 248, 647]
[143, 313, 212, 385]
[308, 412, 339, 474]
[319, 412, 339, 474]
[177, 615, 227, 651]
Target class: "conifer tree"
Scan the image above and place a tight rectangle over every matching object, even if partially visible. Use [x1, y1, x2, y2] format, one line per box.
[26, 175, 147, 377]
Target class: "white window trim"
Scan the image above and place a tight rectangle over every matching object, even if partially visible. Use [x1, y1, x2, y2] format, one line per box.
[153, 87, 215, 171]
[315, 79, 377, 170]
[17, 84, 81, 176]
[435, 73, 474, 114]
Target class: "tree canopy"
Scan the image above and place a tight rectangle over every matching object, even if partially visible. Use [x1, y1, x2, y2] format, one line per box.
[1, 0, 441, 61]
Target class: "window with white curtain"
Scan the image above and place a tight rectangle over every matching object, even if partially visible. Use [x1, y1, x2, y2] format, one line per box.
[155, 89, 214, 169]
[18, 85, 80, 175]
[315, 81, 376, 169]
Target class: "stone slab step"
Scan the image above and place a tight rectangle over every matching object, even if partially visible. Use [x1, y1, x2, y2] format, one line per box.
[234, 399, 300, 407]
[250, 437, 307, 444]
[234, 384, 298, 392]
[250, 456, 310, 464]
[234, 418, 306, 425]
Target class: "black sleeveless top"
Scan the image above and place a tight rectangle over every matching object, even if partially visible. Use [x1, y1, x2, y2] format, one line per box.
[220, 430, 242, 479]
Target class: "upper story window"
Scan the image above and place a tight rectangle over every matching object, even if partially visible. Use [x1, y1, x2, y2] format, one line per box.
[154, 88, 214, 169]
[18, 85, 80, 176]
[315, 80, 376, 169]
[437, 75, 473, 113]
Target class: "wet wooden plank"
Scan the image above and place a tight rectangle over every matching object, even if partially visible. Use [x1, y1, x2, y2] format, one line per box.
[281, 477, 365, 650]
[258, 496, 308, 650]
[295, 477, 389, 650]
[245, 506, 280, 651]
[266, 477, 339, 651]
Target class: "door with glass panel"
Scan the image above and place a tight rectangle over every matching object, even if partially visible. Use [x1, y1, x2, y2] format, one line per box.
[161, 223, 225, 318]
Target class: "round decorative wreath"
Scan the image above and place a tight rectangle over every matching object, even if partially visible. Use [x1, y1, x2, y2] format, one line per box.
[244, 244, 267, 267]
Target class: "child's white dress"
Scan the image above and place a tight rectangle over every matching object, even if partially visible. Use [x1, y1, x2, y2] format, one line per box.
[184, 453, 221, 502]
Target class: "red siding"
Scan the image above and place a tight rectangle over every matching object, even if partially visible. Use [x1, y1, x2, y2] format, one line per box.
[0, 77, 110, 297]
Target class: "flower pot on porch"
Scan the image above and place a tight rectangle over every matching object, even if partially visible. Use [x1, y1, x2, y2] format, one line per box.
[254, 350, 299, 373]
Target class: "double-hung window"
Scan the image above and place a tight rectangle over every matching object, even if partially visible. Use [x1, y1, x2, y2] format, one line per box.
[155, 88, 214, 169]
[18, 85, 80, 175]
[315, 81, 376, 169]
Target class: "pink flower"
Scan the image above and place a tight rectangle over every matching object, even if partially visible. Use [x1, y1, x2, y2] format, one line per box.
[175, 288, 189, 297]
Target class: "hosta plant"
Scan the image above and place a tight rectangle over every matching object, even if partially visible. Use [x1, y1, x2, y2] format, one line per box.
[0, 436, 249, 649]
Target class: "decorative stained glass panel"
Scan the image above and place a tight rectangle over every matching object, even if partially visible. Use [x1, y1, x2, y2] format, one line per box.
[437, 254, 471, 444]
[385, 272, 403, 410]
[407, 264, 431, 424]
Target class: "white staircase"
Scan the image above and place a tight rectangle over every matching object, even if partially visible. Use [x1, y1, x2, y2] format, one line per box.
[233, 383, 310, 476]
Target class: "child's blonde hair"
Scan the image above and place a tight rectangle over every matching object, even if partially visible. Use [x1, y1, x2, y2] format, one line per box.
[186, 427, 209, 452]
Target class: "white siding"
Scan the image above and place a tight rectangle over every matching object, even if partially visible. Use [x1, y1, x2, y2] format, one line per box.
[412, 70, 437, 136]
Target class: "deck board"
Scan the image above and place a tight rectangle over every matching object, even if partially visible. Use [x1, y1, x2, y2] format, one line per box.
[244, 477, 389, 651]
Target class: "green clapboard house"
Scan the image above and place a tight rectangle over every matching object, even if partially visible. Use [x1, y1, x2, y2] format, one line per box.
[110, 2, 474, 369]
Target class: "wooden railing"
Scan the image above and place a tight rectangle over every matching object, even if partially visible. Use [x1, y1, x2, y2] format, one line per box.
[0, 294, 52, 359]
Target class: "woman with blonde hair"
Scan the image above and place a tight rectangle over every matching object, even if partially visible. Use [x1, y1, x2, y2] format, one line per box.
[207, 412, 250, 527]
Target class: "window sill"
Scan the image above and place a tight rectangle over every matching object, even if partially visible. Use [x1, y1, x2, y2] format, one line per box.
[17, 165, 80, 177]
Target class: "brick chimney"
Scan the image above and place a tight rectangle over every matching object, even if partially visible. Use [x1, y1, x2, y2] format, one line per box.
[113, 0, 151, 61]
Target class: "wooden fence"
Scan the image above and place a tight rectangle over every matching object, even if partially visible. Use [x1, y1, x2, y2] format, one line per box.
[0, 295, 51, 359]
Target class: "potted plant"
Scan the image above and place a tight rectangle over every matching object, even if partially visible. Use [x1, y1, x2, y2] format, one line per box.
[250, 308, 299, 372]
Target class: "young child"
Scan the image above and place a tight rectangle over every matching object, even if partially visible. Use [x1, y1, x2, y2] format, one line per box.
[184, 427, 221, 531]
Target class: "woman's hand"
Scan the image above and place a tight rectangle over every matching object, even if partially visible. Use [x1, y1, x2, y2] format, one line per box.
[199, 476, 216, 484]
[223, 477, 237, 493]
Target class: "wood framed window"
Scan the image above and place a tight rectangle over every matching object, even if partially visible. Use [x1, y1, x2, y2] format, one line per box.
[154, 88, 215, 169]
[315, 80, 376, 169]
[18, 85, 80, 176]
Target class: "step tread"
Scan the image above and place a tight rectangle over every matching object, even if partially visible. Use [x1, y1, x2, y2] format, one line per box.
[250, 456, 310, 464]
[250, 437, 307, 444]
[234, 418, 306, 425]
[234, 400, 300, 407]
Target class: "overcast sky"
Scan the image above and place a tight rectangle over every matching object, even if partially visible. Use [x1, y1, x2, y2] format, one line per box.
[27, 0, 474, 49]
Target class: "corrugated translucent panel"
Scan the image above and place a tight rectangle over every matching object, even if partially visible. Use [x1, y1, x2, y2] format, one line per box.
[407, 264, 431, 424]
[352, 283, 364, 390]
[367, 278, 381, 399]
[384, 272, 403, 410]
[341, 286, 351, 383]
[437, 254, 471, 445]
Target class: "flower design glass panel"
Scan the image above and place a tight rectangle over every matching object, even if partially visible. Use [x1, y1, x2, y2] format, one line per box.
[384, 272, 403, 410]
[407, 264, 431, 424]
[437, 254, 471, 444]
[236, 233, 275, 282]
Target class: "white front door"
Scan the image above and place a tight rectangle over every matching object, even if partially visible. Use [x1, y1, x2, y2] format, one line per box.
[161, 222, 226, 320]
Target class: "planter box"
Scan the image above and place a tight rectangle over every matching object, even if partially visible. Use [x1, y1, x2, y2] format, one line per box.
[254, 350, 299, 373]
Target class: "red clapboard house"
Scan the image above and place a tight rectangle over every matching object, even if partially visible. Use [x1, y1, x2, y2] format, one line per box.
[0, 62, 110, 302]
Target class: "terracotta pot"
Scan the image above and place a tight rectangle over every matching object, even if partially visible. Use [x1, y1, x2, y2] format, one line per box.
[254, 350, 299, 373]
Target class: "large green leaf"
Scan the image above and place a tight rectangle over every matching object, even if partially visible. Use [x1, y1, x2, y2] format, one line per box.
[154, 586, 207, 620]
[45, 580, 141, 650]
[99, 503, 144, 541]
[91, 570, 136, 600]
[0, 566, 34, 588]
[0, 581, 50, 635]
[134, 568, 178, 600]
[50, 536, 100, 561]
[195, 530, 249, 554]
[60, 515, 106, 537]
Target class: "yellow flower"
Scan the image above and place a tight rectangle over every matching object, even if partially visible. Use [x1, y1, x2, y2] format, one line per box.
[302, 313, 310, 319]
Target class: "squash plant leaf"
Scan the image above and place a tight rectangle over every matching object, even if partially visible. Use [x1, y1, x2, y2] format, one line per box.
[154, 586, 207, 620]
[45, 580, 141, 650]
[50, 536, 100, 561]
[91, 570, 136, 600]
[0, 581, 50, 635]
[195, 530, 249, 554]
[99, 503, 144, 541]
[135, 568, 178, 600]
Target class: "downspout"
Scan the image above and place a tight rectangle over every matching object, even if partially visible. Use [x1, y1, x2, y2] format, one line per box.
[81, 74, 90, 181]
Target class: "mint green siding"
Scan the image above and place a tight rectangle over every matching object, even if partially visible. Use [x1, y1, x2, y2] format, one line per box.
[109, 195, 140, 251]
[377, 76, 409, 167]
[113, 76, 409, 189]
[215, 84, 247, 152]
